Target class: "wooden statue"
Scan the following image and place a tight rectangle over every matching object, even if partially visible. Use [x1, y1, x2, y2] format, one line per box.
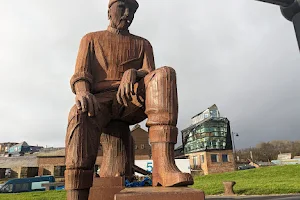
[65, 0, 193, 199]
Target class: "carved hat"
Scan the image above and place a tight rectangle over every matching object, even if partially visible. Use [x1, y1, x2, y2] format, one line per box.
[108, 0, 139, 11]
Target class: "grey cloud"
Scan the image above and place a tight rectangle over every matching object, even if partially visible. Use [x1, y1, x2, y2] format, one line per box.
[0, 0, 299, 149]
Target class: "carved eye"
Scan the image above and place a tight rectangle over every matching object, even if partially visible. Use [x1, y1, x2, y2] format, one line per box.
[118, 4, 125, 10]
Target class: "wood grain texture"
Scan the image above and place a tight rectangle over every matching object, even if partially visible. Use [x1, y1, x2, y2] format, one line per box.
[65, 1, 194, 199]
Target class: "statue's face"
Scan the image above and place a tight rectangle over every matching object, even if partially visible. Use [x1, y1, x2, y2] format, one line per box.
[109, 1, 135, 30]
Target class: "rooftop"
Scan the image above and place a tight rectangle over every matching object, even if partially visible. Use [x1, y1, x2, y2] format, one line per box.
[0, 156, 38, 168]
[36, 148, 65, 157]
[191, 104, 218, 119]
[11, 141, 29, 148]
[182, 116, 228, 133]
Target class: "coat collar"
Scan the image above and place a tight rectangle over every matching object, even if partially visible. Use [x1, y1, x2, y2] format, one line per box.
[107, 26, 130, 35]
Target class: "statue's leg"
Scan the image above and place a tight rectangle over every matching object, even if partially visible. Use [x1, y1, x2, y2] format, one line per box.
[100, 121, 134, 181]
[65, 105, 107, 200]
[145, 66, 194, 187]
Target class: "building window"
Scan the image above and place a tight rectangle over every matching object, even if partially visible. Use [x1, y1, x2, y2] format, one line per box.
[193, 156, 198, 167]
[200, 155, 205, 163]
[141, 144, 145, 149]
[222, 154, 229, 162]
[211, 154, 218, 163]
[54, 166, 66, 177]
[210, 110, 218, 117]
[1, 184, 13, 192]
[15, 183, 30, 192]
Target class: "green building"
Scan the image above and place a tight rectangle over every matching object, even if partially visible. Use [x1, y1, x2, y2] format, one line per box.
[182, 104, 233, 154]
[180, 105, 236, 175]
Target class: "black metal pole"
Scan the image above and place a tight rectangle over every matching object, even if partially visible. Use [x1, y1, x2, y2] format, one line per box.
[255, 0, 294, 7]
[255, 0, 300, 51]
[231, 132, 237, 167]
[231, 132, 236, 155]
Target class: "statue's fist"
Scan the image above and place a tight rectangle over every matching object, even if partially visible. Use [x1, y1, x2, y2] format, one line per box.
[117, 69, 137, 106]
[75, 91, 99, 117]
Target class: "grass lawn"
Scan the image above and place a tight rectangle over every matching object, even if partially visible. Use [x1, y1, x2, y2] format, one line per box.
[1, 165, 299, 199]
[0, 190, 66, 200]
[192, 165, 300, 195]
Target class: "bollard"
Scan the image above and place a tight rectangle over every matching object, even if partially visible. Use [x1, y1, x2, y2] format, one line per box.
[223, 181, 236, 196]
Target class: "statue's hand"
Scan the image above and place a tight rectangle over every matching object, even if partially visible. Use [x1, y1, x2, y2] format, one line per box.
[75, 91, 99, 117]
[117, 69, 137, 106]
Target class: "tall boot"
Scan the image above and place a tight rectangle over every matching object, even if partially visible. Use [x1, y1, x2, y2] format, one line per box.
[144, 67, 193, 186]
[149, 125, 193, 187]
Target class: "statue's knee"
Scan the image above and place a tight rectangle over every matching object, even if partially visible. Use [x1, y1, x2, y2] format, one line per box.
[155, 66, 176, 80]
[159, 66, 176, 74]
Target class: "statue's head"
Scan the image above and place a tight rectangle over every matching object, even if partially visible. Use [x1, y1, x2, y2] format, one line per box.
[108, 0, 139, 30]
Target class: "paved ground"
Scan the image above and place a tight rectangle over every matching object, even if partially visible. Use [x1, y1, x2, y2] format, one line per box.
[206, 194, 300, 199]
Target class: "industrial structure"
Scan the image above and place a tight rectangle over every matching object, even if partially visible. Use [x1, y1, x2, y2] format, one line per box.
[180, 105, 236, 175]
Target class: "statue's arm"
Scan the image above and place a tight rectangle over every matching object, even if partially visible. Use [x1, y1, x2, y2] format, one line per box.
[136, 40, 155, 79]
[70, 34, 99, 117]
[70, 33, 94, 94]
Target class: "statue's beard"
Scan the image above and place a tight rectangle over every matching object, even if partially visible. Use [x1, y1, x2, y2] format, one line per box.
[110, 16, 132, 30]
[117, 18, 131, 30]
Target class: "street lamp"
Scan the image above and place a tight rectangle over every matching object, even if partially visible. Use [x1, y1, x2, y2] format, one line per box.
[255, 0, 300, 50]
[231, 132, 239, 166]
[231, 132, 239, 153]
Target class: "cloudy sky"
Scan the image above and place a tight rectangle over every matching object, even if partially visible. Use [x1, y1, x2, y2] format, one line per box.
[0, 0, 299, 149]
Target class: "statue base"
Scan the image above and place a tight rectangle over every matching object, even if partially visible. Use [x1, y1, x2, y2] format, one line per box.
[88, 177, 125, 200]
[115, 187, 205, 200]
[88, 177, 205, 200]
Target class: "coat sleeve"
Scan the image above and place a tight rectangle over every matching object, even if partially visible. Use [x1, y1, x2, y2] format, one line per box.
[70, 33, 95, 94]
[140, 40, 155, 73]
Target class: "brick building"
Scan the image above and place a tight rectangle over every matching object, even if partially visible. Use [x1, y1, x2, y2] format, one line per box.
[0, 156, 38, 178]
[186, 150, 235, 175]
[131, 124, 151, 160]
[37, 125, 151, 177]
[181, 105, 236, 175]
[37, 148, 65, 177]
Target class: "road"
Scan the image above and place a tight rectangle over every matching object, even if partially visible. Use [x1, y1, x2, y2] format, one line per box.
[206, 194, 300, 199]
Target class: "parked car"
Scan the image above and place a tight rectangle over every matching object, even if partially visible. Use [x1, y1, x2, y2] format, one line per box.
[0, 176, 55, 193]
[238, 164, 256, 170]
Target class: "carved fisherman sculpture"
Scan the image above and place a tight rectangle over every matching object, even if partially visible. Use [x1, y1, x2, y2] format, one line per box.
[65, 0, 193, 199]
